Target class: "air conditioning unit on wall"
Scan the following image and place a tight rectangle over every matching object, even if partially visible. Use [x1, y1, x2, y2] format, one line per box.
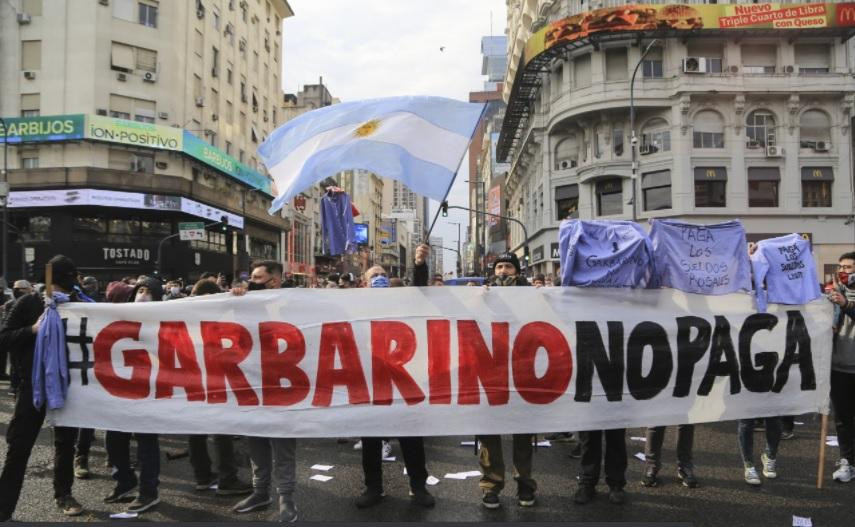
[682, 57, 707, 73]
[143, 71, 157, 82]
[766, 145, 784, 157]
[814, 141, 831, 152]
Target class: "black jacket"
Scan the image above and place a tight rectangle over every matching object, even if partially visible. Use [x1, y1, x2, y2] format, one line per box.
[0, 293, 43, 385]
[414, 261, 429, 287]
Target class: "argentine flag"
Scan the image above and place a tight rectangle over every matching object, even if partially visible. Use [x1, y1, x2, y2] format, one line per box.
[258, 96, 485, 214]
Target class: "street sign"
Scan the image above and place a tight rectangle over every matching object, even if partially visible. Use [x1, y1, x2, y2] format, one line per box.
[179, 222, 206, 241]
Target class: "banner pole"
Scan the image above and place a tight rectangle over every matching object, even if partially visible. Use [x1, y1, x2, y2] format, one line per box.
[44, 263, 53, 297]
[817, 412, 829, 489]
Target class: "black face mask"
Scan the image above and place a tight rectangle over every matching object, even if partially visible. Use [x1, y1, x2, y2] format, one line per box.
[12, 289, 26, 299]
[247, 281, 267, 291]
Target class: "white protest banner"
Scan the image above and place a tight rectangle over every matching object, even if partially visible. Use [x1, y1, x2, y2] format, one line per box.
[52, 287, 833, 437]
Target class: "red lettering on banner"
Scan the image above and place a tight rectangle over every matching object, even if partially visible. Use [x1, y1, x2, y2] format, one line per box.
[370, 321, 425, 405]
[457, 321, 509, 405]
[427, 320, 452, 404]
[155, 322, 205, 401]
[512, 322, 572, 404]
[93, 321, 151, 399]
[259, 322, 311, 406]
[312, 322, 370, 406]
[201, 322, 259, 405]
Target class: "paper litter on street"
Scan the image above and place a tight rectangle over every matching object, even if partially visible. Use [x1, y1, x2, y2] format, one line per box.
[630, 436, 647, 442]
[460, 441, 477, 447]
[109, 512, 139, 520]
[444, 473, 468, 480]
[311, 464, 334, 471]
[792, 515, 812, 527]
[383, 456, 396, 462]
[634, 452, 646, 461]
[826, 435, 839, 447]
[460, 470, 482, 478]
[426, 475, 440, 485]
[536, 440, 551, 447]
[794, 421, 805, 426]
[310, 474, 333, 482]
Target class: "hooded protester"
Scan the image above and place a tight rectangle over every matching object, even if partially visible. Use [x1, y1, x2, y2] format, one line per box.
[105, 281, 134, 304]
[0, 256, 85, 520]
[0, 280, 32, 385]
[477, 252, 537, 510]
[103, 276, 164, 514]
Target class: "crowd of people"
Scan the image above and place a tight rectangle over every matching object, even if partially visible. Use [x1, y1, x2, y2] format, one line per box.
[0, 246, 853, 523]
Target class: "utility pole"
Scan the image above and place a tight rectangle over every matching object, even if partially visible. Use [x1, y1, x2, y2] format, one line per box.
[449, 221, 462, 277]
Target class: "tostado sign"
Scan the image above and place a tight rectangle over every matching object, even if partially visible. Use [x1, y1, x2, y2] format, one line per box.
[52, 287, 833, 437]
[102, 247, 152, 266]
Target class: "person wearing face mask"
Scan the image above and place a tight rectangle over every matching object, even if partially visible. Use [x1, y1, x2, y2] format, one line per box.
[103, 277, 163, 515]
[229, 260, 300, 522]
[831, 251, 855, 483]
[477, 252, 537, 510]
[79, 276, 102, 302]
[354, 256, 435, 510]
[0, 280, 32, 385]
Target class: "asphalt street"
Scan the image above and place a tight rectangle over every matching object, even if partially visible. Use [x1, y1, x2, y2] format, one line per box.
[0, 378, 851, 525]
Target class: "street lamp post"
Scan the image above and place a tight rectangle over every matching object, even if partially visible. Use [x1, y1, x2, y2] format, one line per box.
[449, 221, 461, 277]
[442, 204, 530, 274]
[0, 117, 9, 288]
[464, 179, 486, 274]
[629, 39, 660, 222]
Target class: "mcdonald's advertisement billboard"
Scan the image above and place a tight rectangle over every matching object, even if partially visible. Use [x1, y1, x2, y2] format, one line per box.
[525, 3, 855, 65]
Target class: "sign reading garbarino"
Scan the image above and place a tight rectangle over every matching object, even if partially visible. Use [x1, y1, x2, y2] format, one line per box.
[86, 114, 183, 151]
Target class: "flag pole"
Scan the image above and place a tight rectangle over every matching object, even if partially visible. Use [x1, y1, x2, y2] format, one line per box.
[45, 263, 53, 297]
[817, 412, 829, 489]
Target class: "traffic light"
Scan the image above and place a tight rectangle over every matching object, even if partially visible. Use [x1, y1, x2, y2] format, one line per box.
[523, 246, 530, 263]
[441, 201, 448, 217]
[220, 215, 229, 232]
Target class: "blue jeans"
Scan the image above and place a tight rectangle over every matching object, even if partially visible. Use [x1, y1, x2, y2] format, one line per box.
[737, 418, 781, 467]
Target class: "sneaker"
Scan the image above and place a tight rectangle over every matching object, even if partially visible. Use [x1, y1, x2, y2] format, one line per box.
[56, 495, 83, 517]
[641, 466, 658, 487]
[127, 494, 160, 514]
[215, 478, 253, 496]
[517, 489, 536, 507]
[195, 474, 219, 491]
[481, 491, 500, 509]
[544, 432, 573, 442]
[744, 465, 762, 486]
[409, 488, 436, 508]
[781, 430, 795, 440]
[761, 452, 777, 479]
[353, 439, 363, 450]
[608, 487, 626, 505]
[74, 455, 90, 479]
[568, 444, 582, 459]
[277, 496, 298, 523]
[232, 492, 272, 513]
[355, 488, 384, 509]
[833, 459, 853, 483]
[573, 484, 596, 504]
[381, 440, 393, 459]
[677, 466, 698, 488]
[104, 481, 138, 503]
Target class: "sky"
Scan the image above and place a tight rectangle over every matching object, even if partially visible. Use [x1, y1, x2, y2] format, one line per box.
[281, 0, 508, 274]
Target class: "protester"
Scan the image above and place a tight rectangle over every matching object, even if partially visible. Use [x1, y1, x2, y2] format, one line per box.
[642, 426, 697, 488]
[389, 277, 405, 287]
[339, 272, 354, 289]
[164, 280, 187, 300]
[0, 256, 85, 520]
[432, 274, 444, 286]
[0, 280, 33, 391]
[737, 416, 782, 486]
[79, 276, 101, 302]
[230, 260, 300, 522]
[477, 252, 536, 509]
[105, 280, 134, 304]
[185, 279, 252, 496]
[831, 251, 855, 483]
[533, 274, 546, 287]
[103, 277, 164, 513]
[355, 249, 435, 510]
[326, 273, 340, 288]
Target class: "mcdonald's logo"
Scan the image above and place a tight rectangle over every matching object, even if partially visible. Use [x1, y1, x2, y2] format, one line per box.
[812, 169, 824, 178]
[706, 169, 717, 179]
[838, 4, 855, 25]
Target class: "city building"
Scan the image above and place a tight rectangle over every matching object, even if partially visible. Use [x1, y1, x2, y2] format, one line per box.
[499, 0, 855, 281]
[428, 235, 444, 278]
[0, 0, 293, 284]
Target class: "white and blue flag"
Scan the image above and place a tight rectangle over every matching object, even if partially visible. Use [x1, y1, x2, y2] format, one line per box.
[257, 96, 485, 214]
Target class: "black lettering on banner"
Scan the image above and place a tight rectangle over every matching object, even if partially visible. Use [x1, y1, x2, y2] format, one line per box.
[573, 321, 624, 402]
[64, 317, 94, 386]
[698, 316, 741, 396]
[738, 313, 778, 393]
[626, 322, 672, 400]
[673, 316, 711, 397]
[773, 310, 817, 392]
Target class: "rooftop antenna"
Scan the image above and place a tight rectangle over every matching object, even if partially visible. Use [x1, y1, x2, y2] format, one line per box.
[490, 10, 493, 37]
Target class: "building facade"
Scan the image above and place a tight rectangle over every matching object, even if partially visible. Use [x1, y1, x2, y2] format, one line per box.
[0, 0, 292, 284]
[500, 0, 855, 281]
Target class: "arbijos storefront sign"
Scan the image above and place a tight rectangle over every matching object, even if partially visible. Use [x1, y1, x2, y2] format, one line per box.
[0, 115, 85, 143]
[86, 115, 183, 151]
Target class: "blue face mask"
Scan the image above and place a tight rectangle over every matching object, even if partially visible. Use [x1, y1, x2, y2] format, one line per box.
[370, 275, 390, 288]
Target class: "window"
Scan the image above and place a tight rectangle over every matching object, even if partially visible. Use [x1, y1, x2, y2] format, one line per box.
[746, 110, 776, 148]
[802, 167, 833, 207]
[226, 100, 233, 124]
[193, 74, 203, 100]
[194, 29, 203, 57]
[22, 0, 42, 16]
[212, 10, 220, 30]
[21, 150, 39, 169]
[795, 44, 830, 74]
[226, 63, 233, 84]
[250, 238, 277, 260]
[253, 51, 259, 72]
[130, 152, 154, 172]
[191, 231, 227, 253]
[555, 184, 579, 220]
[573, 54, 591, 88]
[692, 110, 724, 148]
[747, 167, 780, 207]
[551, 63, 563, 99]
[642, 170, 672, 211]
[239, 149, 245, 163]
[20, 93, 40, 117]
[212, 47, 219, 77]
[73, 217, 107, 235]
[799, 110, 831, 148]
[21, 40, 41, 71]
[613, 127, 624, 156]
[135, 47, 157, 72]
[686, 42, 723, 73]
[141, 221, 171, 238]
[225, 141, 232, 155]
[110, 94, 155, 123]
[139, 1, 158, 28]
[594, 124, 607, 158]
[108, 219, 141, 243]
[596, 178, 623, 216]
[694, 167, 727, 207]
[642, 47, 663, 78]
[240, 79, 247, 102]
[110, 42, 135, 72]
[640, 118, 671, 154]
[605, 48, 628, 81]
[112, 0, 135, 22]
[553, 135, 579, 169]
[23, 216, 50, 242]
[742, 44, 776, 73]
